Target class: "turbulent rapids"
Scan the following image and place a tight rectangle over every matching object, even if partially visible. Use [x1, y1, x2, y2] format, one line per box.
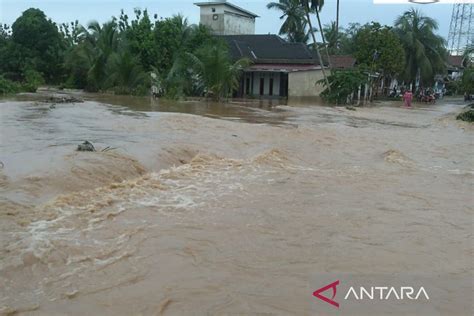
[0, 95, 472, 315]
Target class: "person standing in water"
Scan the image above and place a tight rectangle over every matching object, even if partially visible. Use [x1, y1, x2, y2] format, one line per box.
[403, 89, 413, 108]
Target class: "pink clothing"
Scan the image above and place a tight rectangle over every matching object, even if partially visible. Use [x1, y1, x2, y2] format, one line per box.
[403, 91, 413, 107]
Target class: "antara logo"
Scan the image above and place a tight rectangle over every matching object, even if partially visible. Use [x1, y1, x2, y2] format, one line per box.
[313, 280, 430, 308]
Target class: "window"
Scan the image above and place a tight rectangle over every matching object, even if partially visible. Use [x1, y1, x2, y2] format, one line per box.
[212, 8, 216, 12]
[246, 78, 250, 95]
[269, 78, 274, 96]
[259, 78, 265, 95]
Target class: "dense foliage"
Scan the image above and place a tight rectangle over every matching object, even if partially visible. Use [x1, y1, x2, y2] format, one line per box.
[394, 9, 447, 86]
[461, 68, 474, 94]
[318, 69, 367, 104]
[0, 8, 246, 98]
[353, 23, 405, 77]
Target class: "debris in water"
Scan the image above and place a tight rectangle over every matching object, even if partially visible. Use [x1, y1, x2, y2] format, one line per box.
[346, 106, 357, 111]
[49, 104, 56, 109]
[77, 141, 96, 152]
[456, 109, 474, 122]
[43, 95, 83, 104]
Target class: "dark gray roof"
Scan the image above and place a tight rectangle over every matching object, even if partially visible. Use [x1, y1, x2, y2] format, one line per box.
[220, 35, 319, 65]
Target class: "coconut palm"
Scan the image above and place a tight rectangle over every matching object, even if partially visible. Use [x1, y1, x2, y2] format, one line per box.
[105, 49, 148, 94]
[308, 0, 331, 67]
[394, 9, 447, 86]
[81, 20, 119, 90]
[267, 0, 309, 43]
[298, 0, 330, 89]
[323, 22, 345, 55]
[186, 42, 250, 100]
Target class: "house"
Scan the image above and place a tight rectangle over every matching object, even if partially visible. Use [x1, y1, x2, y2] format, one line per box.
[220, 35, 325, 98]
[447, 55, 465, 80]
[194, 1, 259, 35]
[329, 55, 356, 69]
[194, 1, 328, 98]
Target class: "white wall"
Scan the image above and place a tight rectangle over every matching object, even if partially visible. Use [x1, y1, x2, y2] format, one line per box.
[244, 72, 281, 97]
[198, 4, 255, 35]
[288, 70, 326, 97]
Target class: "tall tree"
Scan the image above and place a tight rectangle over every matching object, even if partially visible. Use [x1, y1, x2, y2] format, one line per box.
[299, 0, 330, 89]
[308, 0, 331, 67]
[266, 0, 308, 43]
[394, 9, 447, 87]
[354, 23, 405, 78]
[10, 8, 65, 82]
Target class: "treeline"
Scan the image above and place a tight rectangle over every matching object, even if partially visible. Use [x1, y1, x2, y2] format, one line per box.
[0, 8, 248, 99]
[268, 1, 474, 102]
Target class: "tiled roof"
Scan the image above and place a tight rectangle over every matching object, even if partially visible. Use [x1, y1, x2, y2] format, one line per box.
[220, 35, 319, 65]
[329, 55, 356, 69]
[447, 55, 464, 68]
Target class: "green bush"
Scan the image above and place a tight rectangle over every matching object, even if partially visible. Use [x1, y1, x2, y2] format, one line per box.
[21, 68, 44, 92]
[0, 75, 20, 94]
[456, 109, 474, 122]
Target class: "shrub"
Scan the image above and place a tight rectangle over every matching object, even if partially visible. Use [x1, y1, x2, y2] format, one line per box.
[0, 75, 20, 94]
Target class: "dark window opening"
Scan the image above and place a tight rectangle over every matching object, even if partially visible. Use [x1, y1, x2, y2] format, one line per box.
[212, 8, 216, 12]
[246, 78, 250, 95]
[279, 73, 288, 97]
[269, 78, 274, 96]
[259, 78, 265, 95]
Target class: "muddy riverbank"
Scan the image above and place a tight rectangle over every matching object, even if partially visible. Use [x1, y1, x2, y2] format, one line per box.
[0, 94, 472, 315]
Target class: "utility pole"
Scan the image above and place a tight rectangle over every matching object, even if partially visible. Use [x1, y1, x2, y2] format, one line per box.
[448, 3, 473, 56]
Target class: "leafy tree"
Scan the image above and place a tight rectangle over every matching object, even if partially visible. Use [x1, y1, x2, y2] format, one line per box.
[318, 69, 368, 104]
[353, 23, 405, 77]
[267, 0, 308, 43]
[394, 9, 447, 87]
[119, 9, 157, 71]
[11, 8, 65, 83]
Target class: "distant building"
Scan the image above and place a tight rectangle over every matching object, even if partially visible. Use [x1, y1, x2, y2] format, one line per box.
[195, 1, 328, 98]
[447, 55, 465, 80]
[329, 55, 356, 70]
[221, 35, 326, 98]
[194, 1, 258, 35]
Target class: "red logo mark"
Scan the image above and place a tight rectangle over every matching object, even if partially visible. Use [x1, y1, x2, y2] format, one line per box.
[313, 280, 340, 308]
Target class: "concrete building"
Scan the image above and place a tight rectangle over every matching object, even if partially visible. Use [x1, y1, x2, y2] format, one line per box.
[220, 35, 326, 98]
[194, 1, 258, 35]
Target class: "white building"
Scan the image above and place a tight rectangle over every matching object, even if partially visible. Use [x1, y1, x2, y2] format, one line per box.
[194, 1, 258, 35]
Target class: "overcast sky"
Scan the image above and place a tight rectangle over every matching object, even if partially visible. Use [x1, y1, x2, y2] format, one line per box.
[0, 0, 454, 41]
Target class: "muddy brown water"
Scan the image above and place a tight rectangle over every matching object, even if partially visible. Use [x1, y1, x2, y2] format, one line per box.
[0, 91, 472, 315]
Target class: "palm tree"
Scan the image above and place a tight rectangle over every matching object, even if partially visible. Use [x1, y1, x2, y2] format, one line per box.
[82, 20, 119, 90]
[323, 22, 344, 55]
[186, 42, 250, 100]
[394, 9, 447, 87]
[299, 0, 330, 90]
[105, 49, 148, 94]
[267, 0, 308, 43]
[309, 0, 331, 67]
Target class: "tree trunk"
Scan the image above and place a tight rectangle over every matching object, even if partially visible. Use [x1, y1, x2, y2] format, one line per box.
[305, 11, 330, 91]
[315, 9, 331, 68]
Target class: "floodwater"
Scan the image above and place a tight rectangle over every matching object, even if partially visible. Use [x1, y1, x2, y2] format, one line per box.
[0, 91, 472, 315]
